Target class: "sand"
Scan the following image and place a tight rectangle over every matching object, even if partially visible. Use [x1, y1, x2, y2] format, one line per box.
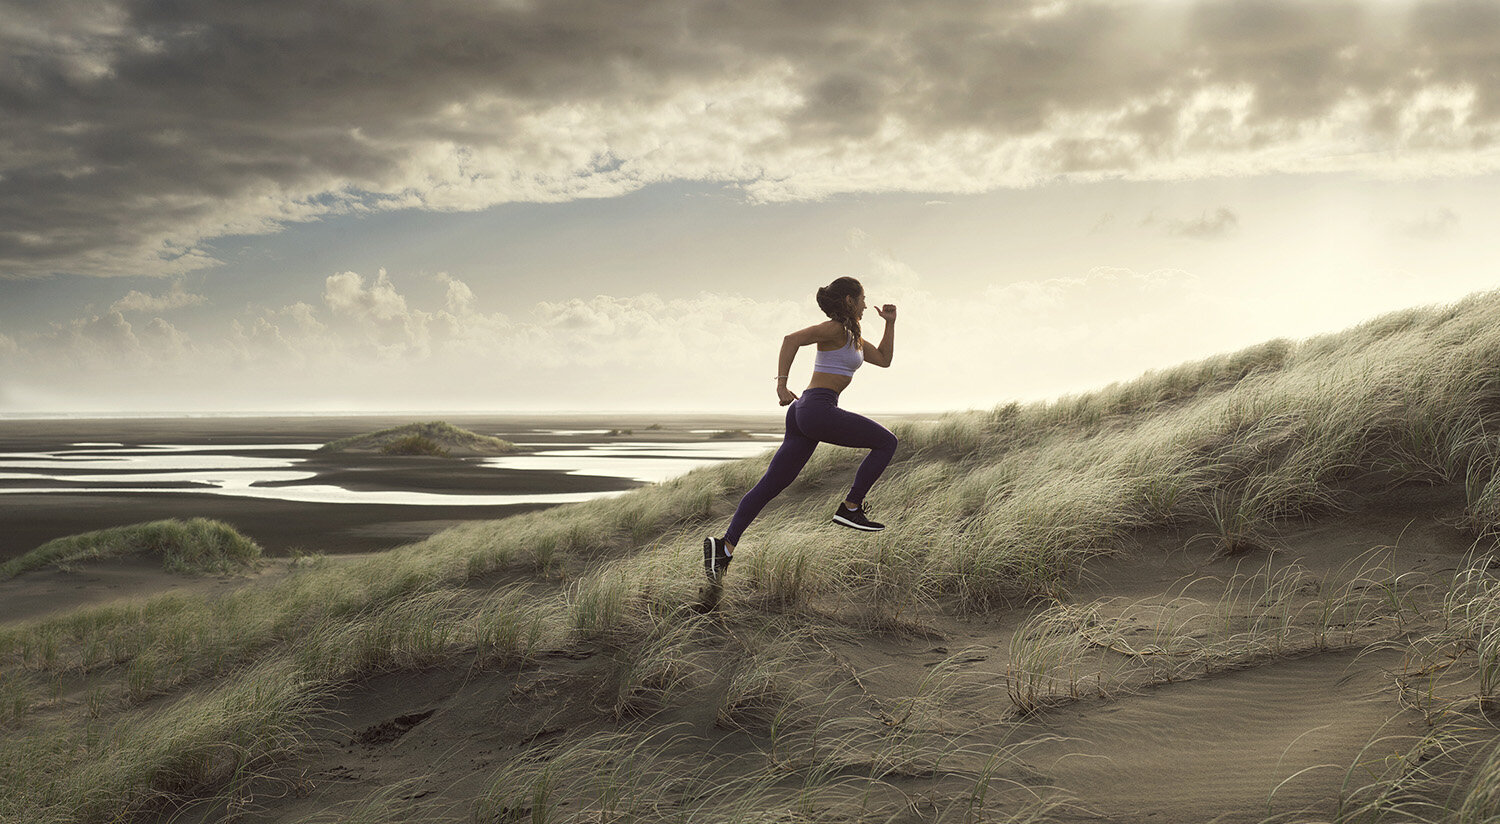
[143, 481, 1478, 823]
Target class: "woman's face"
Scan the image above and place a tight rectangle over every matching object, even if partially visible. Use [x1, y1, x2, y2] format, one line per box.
[850, 291, 867, 316]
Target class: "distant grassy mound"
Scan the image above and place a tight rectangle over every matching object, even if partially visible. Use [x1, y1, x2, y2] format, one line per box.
[1, 518, 262, 580]
[320, 420, 516, 457]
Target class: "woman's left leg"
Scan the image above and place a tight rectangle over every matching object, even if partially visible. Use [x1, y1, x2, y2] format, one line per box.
[722, 401, 819, 547]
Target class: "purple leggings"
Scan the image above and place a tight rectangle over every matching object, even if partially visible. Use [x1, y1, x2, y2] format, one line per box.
[723, 388, 898, 546]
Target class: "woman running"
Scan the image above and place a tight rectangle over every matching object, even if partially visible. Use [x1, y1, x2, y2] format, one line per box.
[704, 276, 898, 580]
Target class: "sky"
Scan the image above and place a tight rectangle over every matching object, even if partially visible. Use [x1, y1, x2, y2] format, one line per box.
[1, 0, 1498, 416]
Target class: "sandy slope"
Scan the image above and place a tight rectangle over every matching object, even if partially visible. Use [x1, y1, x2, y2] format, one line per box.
[70, 480, 1465, 823]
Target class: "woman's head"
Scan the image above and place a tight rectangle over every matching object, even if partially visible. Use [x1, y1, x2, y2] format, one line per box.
[816, 276, 864, 346]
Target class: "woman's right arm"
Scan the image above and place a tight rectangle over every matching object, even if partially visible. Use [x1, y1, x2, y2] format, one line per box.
[776, 321, 840, 406]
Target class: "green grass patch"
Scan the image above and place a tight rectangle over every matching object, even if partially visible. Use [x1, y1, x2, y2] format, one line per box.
[0, 518, 262, 580]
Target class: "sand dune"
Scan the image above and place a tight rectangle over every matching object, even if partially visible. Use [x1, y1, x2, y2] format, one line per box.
[10, 294, 1500, 822]
[132, 484, 1483, 823]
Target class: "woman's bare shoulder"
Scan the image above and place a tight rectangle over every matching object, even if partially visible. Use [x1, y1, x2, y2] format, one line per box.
[787, 319, 844, 346]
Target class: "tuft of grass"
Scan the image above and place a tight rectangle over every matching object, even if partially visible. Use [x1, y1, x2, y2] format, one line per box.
[1005, 604, 1102, 715]
[601, 617, 708, 720]
[379, 434, 449, 456]
[0, 656, 329, 824]
[716, 625, 819, 733]
[1391, 554, 1500, 718]
[0, 518, 261, 580]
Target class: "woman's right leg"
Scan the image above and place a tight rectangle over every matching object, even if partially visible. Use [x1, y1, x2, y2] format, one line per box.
[795, 396, 898, 508]
[723, 403, 818, 548]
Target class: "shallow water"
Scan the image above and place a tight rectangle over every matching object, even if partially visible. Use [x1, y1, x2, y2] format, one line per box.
[0, 439, 774, 506]
[481, 441, 773, 484]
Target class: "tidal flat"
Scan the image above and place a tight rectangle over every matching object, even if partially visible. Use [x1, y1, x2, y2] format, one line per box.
[0, 413, 794, 564]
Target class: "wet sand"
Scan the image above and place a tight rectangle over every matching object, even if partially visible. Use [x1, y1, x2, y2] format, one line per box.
[0, 413, 786, 562]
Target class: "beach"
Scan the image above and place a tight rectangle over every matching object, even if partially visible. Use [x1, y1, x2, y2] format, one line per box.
[0, 413, 787, 562]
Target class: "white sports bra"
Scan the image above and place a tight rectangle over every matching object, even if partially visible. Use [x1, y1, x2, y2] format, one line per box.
[812, 334, 863, 377]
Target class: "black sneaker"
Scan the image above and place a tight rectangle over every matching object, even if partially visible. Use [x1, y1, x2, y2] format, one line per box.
[833, 503, 885, 532]
[703, 536, 732, 581]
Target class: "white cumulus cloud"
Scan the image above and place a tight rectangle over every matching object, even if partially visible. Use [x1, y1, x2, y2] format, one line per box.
[109, 281, 208, 314]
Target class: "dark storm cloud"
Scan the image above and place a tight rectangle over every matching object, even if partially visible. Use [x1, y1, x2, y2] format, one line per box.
[2, 0, 1497, 279]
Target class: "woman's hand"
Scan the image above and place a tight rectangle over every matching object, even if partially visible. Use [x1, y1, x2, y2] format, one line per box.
[777, 385, 799, 406]
[876, 303, 897, 321]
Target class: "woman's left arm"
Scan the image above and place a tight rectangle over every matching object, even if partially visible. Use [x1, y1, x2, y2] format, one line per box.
[864, 304, 896, 367]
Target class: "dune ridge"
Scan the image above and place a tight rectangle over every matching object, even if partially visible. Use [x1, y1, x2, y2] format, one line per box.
[8, 291, 1500, 821]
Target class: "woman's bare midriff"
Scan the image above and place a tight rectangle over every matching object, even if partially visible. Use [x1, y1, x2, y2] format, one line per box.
[807, 371, 853, 393]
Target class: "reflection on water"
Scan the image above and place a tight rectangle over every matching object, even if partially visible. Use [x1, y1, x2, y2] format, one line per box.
[482, 442, 773, 484]
[0, 478, 623, 506]
[0, 439, 773, 506]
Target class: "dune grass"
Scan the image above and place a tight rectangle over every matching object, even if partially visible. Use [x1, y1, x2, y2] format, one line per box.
[10, 290, 1500, 819]
[0, 518, 262, 581]
[379, 433, 450, 456]
[321, 420, 516, 455]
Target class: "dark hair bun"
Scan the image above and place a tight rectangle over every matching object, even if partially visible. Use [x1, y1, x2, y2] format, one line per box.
[815, 278, 862, 346]
[815, 286, 835, 318]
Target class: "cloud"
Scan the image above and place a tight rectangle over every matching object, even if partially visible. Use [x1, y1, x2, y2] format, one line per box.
[4, 0, 1500, 280]
[438, 273, 477, 316]
[215, 270, 803, 379]
[1160, 207, 1241, 239]
[109, 281, 207, 313]
[1397, 206, 1460, 239]
[987, 267, 1200, 316]
[138, 316, 191, 359]
[45, 311, 142, 366]
[324, 269, 409, 322]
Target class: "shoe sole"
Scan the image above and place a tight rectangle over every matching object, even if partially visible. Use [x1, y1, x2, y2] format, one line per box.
[832, 515, 884, 531]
